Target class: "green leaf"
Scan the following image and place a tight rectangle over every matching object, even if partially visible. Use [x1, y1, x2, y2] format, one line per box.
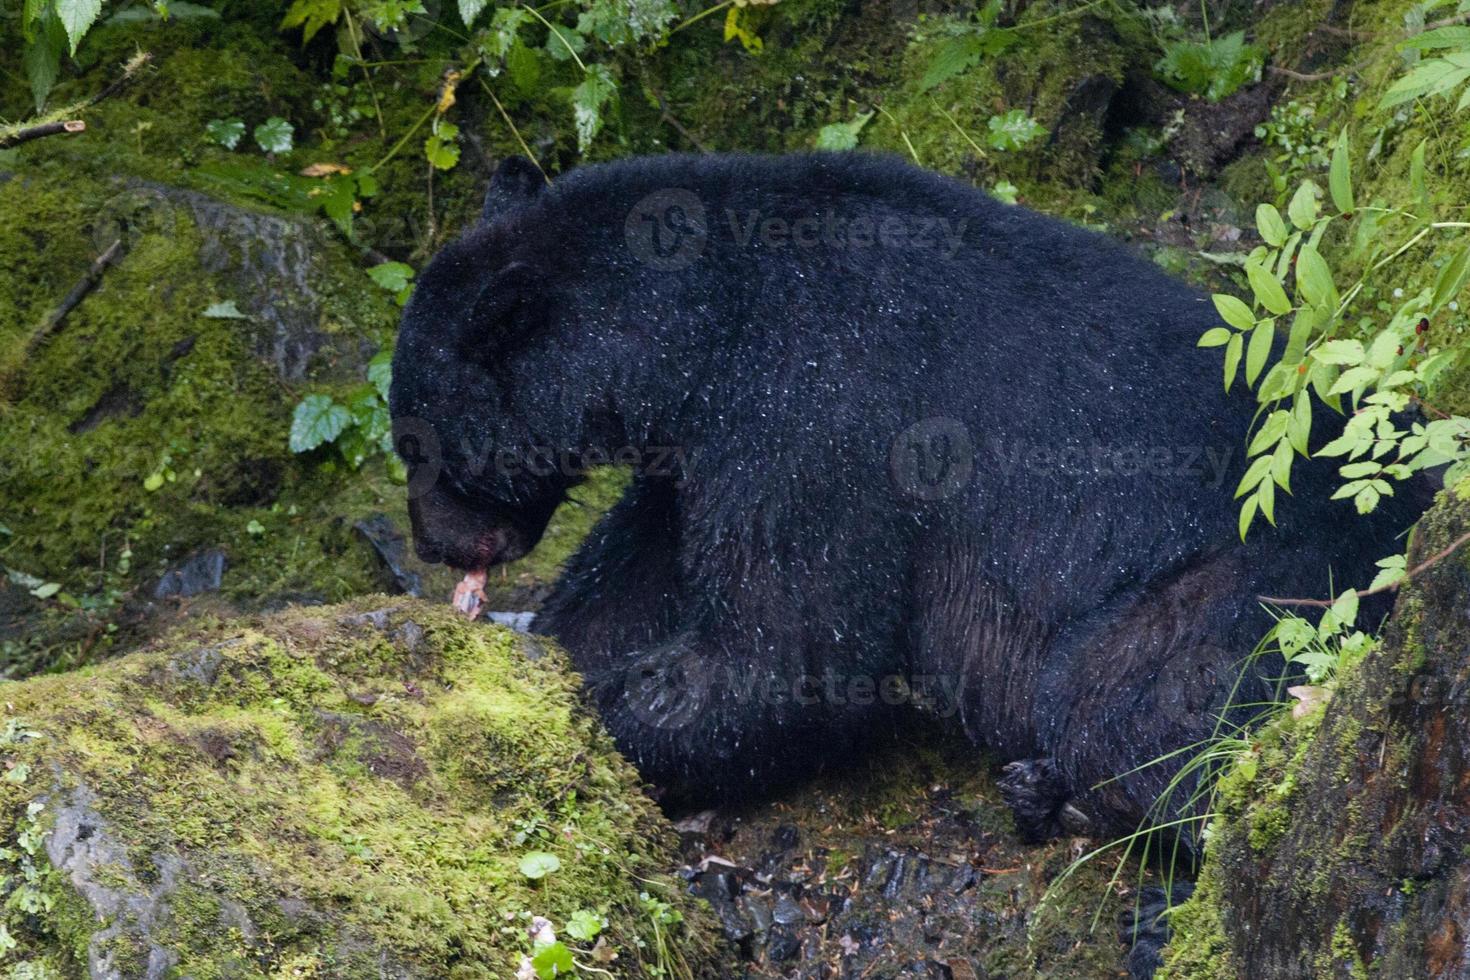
[919, 33, 1009, 92]
[1329, 129, 1354, 214]
[1248, 410, 1290, 456]
[29, 582, 61, 600]
[1379, 59, 1470, 108]
[1288, 395, 1313, 455]
[205, 118, 246, 149]
[1213, 293, 1256, 331]
[1224, 332, 1243, 390]
[1245, 261, 1292, 315]
[1368, 555, 1407, 592]
[1410, 140, 1430, 210]
[1255, 203, 1287, 247]
[1271, 437, 1294, 491]
[570, 64, 617, 153]
[23, 12, 66, 111]
[1198, 327, 1232, 348]
[1245, 317, 1274, 386]
[368, 261, 414, 295]
[985, 109, 1044, 151]
[1330, 588, 1359, 627]
[1328, 365, 1381, 396]
[57, 0, 102, 55]
[425, 119, 460, 170]
[254, 117, 294, 154]
[1239, 494, 1258, 540]
[1287, 180, 1320, 231]
[368, 350, 393, 401]
[565, 910, 604, 941]
[1295, 245, 1337, 310]
[519, 851, 562, 880]
[1313, 339, 1365, 365]
[505, 40, 542, 95]
[815, 111, 874, 151]
[202, 300, 248, 319]
[990, 180, 1018, 205]
[281, 0, 343, 43]
[1235, 454, 1273, 497]
[458, 0, 488, 26]
[290, 394, 352, 453]
[1432, 248, 1470, 311]
[1400, 25, 1470, 49]
[531, 942, 575, 979]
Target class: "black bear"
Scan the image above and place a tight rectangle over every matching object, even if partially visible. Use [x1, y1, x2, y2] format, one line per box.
[389, 152, 1424, 846]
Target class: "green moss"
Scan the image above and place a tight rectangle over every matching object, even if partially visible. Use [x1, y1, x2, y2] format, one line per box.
[0, 598, 722, 977]
[1156, 868, 1236, 980]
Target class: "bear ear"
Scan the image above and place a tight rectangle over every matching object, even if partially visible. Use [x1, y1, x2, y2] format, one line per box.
[481, 156, 545, 224]
[461, 262, 544, 363]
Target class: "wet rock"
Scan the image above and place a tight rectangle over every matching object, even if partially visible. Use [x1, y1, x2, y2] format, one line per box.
[486, 610, 537, 632]
[153, 549, 227, 599]
[675, 737, 1135, 976]
[740, 893, 773, 934]
[353, 514, 423, 597]
[771, 824, 800, 851]
[771, 892, 805, 927]
[766, 924, 801, 962]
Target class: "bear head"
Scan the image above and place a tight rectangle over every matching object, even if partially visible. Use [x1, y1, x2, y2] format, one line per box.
[388, 156, 567, 573]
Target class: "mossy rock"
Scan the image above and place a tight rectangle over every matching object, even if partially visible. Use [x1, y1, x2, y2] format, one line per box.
[1159, 486, 1470, 977]
[0, 597, 723, 978]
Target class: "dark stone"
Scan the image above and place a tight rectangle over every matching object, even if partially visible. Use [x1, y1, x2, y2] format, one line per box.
[771, 892, 805, 927]
[353, 514, 422, 597]
[770, 824, 800, 851]
[153, 549, 227, 599]
[766, 924, 801, 962]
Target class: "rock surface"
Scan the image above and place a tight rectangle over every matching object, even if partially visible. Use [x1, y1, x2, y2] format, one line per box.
[0, 598, 722, 978]
[675, 735, 1144, 978]
[1161, 487, 1470, 977]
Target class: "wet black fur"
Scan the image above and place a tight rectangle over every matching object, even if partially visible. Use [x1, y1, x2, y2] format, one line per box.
[389, 152, 1427, 835]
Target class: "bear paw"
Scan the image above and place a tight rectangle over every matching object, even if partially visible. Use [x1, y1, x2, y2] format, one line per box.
[1119, 881, 1194, 980]
[997, 757, 1072, 844]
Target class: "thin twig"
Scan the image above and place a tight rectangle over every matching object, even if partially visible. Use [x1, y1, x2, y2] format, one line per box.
[27, 239, 123, 354]
[653, 89, 710, 153]
[1267, 56, 1375, 82]
[478, 78, 552, 184]
[0, 120, 85, 150]
[1424, 11, 1470, 31]
[1259, 529, 1470, 608]
[0, 52, 149, 149]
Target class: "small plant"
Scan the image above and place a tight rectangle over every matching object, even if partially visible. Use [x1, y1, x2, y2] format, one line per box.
[289, 349, 396, 472]
[205, 118, 247, 150]
[1383, 13, 1470, 110]
[985, 109, 1044, 151]
[815, 111, 874, 151]
[1198, 131, 1470, 536]
[253, 117, 295, 154]
[1155, 31, 1263, 102]
[1255, 99, 1335, 184]
[915, 0, 1018, 92]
